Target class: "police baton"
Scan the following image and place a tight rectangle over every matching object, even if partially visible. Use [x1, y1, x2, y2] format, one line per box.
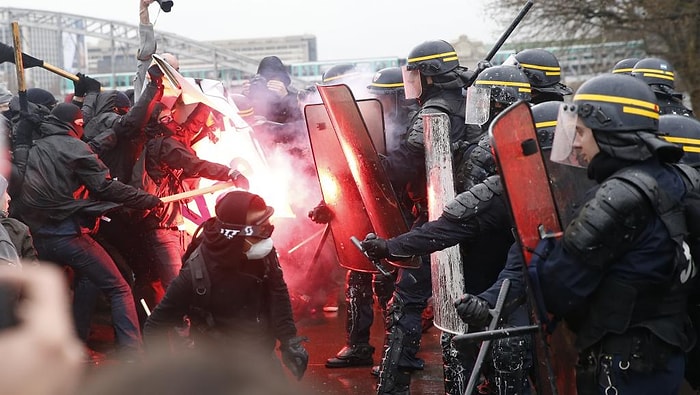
[460, 279, 511, 395]
[350, 234, 395, 277]
[465, 0, 534, 87]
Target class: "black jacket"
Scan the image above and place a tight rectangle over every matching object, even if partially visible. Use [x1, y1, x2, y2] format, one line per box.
[14, 116, 159, 231]
[143, 246, 298, 351]
[82, 82, 163, 184]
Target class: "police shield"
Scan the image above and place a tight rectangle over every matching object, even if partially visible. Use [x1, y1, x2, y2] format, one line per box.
[423, 113, 468, 335]
[357, 99, 387, 155]
[305, 104, 376, 272]
[489, 100, 577, 394]
[316, 84, 419, 269]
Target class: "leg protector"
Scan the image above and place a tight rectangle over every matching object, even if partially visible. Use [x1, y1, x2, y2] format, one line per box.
[441, 331, 468, 395]
[377, 293, 411, 395]
[491, 335, 531, 395]
[346, 270, 375, 345]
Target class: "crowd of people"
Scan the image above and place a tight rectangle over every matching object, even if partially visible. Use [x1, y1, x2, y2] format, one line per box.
[1, 0, 700, 394]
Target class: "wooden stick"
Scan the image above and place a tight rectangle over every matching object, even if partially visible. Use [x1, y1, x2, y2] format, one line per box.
[11, 22, 25, 93]
[42, 62, 79, 82]
[159, 181, 236, 203]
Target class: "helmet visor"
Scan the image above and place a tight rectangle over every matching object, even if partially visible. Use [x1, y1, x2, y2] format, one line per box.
[550, 104, 587, 168]
[501, 54, 519, 67]
[465, 86, 491, 126]
[402, 66, 422, 100]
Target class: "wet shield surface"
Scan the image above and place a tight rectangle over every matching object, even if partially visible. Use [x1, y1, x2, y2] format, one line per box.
[423, 113, 468, 335]
[305, 104, 376, 272]
[489, 101, 577, 395]
[316, 84, 418, 269]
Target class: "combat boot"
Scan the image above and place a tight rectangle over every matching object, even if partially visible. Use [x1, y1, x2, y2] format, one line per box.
[325, 343, 375, 368]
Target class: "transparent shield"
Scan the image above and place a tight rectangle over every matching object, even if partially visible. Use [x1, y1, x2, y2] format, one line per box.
[465, 86, 491, 125]
[402, 66, 422, 100]
[550, 105, 586, 167]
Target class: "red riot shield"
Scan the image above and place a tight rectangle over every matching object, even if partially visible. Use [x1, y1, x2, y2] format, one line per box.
[317, 84, 419, 269]
[357, 99, 387, 155]
[305, 104, 376, 272]
[306, 99, 387, 154]
[489, 101, 577, 395]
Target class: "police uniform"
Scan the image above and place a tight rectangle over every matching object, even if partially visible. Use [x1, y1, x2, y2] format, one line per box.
[533, 73, 700, 395]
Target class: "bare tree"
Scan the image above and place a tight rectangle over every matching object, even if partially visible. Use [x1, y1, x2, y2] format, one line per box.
[490, 0, 700, 111]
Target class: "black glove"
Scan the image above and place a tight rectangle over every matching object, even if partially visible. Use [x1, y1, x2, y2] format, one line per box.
[14, 112, 42, 146]
[228, 169, 250, 191]
[280, 336, 309, 380]
[135, 194, 163, 211]
[307, 201, 333, 224]
[148, 64, 164, 84]
[76, 73, 101, 94]
[360, 234, 390, 260]
[476, 60, 492, 73]
[454, 294, 491, 328]
[72, 76, 87, 97]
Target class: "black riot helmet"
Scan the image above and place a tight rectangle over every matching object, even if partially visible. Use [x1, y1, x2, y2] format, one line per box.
[531, 101, 562, 150]
[552, 73, 682, 165]
[367, 66, 415, 123]
[574, 73, 659, 133]
[465, 65, 531, 126]
[321, 63, 361, 85]
[631, 57, 676, 90]
[405, 40, 459, 77]
[659, 114, 700, 166]
[367, 67, 404, 95]
[611, 58, 640, 75]
[502, 49, 572, 100]
[474, 65, 532, 105]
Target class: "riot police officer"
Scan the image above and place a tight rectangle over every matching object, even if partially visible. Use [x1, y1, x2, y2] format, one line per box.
[318, 64, 410, 368]
[365, 39, 471, 395]
[501, 48, 573, 103]
[533, 73, 699, 394]
[631, 57, 693, 116]
[457, 65, 532, 192]
[453, 101, 564, 395]
[367, 67, 419, 153]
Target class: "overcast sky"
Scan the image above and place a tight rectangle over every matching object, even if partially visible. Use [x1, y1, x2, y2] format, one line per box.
[2, 0, 504, 61]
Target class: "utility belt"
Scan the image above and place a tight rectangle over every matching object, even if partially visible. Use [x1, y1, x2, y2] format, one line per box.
[576, 328, 681, 395]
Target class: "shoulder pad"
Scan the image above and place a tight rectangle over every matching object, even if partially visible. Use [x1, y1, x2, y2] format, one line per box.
[422, 96, 451, 113]
[673, 163, 700, 193]
[563, 176, 654, 266]
[453, 136, 497, 192]
[443, 175, 502, 220]
[610, 168, 662, 208]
